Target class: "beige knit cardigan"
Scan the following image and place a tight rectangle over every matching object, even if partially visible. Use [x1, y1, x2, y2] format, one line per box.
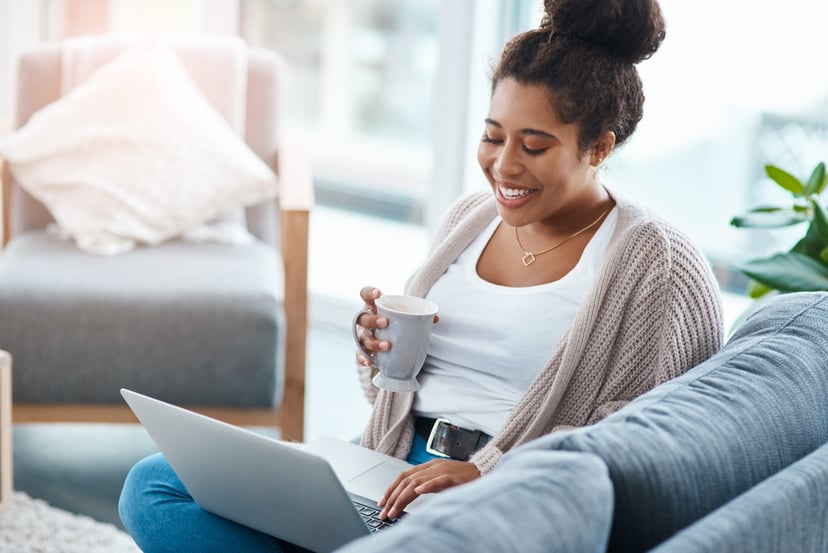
[359, 188, 725, 474]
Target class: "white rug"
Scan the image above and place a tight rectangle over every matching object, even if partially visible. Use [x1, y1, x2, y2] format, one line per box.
[0, 492, 140, 553]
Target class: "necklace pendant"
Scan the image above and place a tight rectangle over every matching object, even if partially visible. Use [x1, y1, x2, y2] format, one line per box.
[521, 251, 536, 266]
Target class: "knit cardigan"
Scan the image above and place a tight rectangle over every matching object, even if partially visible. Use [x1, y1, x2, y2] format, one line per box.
[359, 188, 725, 474]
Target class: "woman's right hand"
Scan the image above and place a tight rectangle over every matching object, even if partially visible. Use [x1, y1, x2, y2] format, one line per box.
[354, 286, 390, 368]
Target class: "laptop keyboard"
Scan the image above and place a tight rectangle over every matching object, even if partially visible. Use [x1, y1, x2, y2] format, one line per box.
[352, 498, 403, 533]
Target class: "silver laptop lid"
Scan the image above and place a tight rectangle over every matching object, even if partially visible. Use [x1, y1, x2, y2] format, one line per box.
[120, 388, 370, 553]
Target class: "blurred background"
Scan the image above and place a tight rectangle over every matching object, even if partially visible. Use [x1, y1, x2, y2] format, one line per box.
[2, 0, 826, 348]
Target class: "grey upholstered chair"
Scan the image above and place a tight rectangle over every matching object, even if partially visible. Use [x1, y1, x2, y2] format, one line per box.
[0, 37, 312, 441]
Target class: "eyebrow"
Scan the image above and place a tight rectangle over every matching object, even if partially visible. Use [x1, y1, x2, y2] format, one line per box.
[484, 118, 557, 140]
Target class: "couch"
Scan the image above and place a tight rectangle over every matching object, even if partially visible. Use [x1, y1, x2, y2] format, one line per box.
[337, 291, 828, 552]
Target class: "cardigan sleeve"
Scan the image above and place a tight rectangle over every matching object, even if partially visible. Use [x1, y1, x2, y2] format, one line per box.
[585, 400, 628, 424]
[650, 225, 725, 385]
[581, 222, 725, 424]
[356, 362, 379, 405]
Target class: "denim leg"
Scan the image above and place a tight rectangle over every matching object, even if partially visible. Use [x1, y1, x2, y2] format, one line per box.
[119, 452, 305, 553]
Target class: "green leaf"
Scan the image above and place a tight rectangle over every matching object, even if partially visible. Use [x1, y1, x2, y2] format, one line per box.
[738, 252, 828, 292]
[747, 280, 773, 299]
[790, 237, 807, 254]
[799, 201, 828, 259]
[804, 162, 826, 196]
[821, 246, 828, 264]
[765, 164, 804, 196]
[810, 199, 828, 244]
[730, 208, 810, 228]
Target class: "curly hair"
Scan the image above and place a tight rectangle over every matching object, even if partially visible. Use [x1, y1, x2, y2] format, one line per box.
[491, 0, 666, 154]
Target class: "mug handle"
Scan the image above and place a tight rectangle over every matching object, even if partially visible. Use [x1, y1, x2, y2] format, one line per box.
[352, 307, 377, 362]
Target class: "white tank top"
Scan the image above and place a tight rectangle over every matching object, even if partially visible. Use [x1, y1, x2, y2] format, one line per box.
[412, 209, 618, 436]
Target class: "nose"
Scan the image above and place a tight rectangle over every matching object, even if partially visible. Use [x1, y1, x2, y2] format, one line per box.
[493, 141, 523, 177]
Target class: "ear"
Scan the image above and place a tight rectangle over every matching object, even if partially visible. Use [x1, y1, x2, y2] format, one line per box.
[591, 131, 616, 166]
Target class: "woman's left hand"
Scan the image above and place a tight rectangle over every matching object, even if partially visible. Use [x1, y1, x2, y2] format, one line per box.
[377, 459, 481, 519]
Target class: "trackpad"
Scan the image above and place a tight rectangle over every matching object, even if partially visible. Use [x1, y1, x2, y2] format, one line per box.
[348, 462, 403, 498]
[348, 462, 428, 512]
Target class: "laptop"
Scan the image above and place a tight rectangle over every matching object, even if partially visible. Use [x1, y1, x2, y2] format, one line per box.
[120, 388, 424, 553]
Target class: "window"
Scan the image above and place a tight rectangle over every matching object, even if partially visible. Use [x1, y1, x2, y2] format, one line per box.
[239, 1, 532, 318]
[241, 0, 439, 222]
[603, 0, 828, 293]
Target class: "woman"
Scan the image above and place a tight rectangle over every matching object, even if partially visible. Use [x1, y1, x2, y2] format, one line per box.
[119, 0, 724, 550]
[356, 0, 723, 521]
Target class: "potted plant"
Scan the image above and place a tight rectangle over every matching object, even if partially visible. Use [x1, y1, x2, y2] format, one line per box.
[730, 162, 828, 297]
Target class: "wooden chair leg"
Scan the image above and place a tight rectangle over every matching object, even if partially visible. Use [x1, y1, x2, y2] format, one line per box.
[280, 207, 309, 443]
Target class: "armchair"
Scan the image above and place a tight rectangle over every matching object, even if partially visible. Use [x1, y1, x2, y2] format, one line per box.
[0, 37, 312, 441]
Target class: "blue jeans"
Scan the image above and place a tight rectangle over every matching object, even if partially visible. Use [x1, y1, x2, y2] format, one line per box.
[118, 434, 440, 552]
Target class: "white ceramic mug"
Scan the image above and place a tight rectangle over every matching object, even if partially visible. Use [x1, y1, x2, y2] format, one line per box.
[353, 294, 439, 392]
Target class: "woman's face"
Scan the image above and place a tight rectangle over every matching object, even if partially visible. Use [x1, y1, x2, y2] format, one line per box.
[477, 78, 599, 228]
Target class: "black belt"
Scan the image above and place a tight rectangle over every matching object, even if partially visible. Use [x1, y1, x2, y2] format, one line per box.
[414, 417, 492, 461]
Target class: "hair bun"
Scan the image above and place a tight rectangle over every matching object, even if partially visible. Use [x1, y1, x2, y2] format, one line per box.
[542, 0, 666, 63]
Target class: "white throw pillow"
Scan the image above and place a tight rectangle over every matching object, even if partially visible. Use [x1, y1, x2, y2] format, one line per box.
[0, 43, 278, 255]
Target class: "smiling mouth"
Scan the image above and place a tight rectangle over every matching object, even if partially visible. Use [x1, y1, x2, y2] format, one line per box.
[498, 185, 537, 199]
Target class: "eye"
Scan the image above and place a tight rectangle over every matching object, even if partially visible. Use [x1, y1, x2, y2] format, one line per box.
[522, 146, 547, 156]
[481, 133, 503, 145]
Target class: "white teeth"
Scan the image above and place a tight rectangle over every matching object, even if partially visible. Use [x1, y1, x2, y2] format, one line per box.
[499, 186, 533, 199]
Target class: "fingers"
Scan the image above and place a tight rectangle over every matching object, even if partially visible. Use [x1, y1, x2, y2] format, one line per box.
[355, 286, 389, 357]
[377, 460, 481, 519]
[356, 352, 373, 367]
[359, 286, 382, 304]
[378, 466, 422, 520]
[355, 312, 388, 331]
[355, 314, 389, 356]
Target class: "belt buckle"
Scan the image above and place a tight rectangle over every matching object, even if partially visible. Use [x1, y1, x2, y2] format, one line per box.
[425, 417, 451, 458]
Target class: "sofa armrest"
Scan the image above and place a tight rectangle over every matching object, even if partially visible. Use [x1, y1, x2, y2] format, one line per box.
[275, 129, 314, 442]
[1, 155, 9, 249]
[650, 442, 828, 553]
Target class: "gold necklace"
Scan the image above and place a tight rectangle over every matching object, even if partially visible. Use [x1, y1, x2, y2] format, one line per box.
[514, 206, 612, 267]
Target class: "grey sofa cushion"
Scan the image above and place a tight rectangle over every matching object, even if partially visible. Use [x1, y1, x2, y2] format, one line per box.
[336, 450, 614, 553]
[0, 230, 284, 407]
[650, 440, 828, 553]
[520, 291, 828, 552]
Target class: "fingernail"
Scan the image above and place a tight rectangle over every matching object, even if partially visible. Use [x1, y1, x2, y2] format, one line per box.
[379, 341, 390, 351]
[379, 509, 387, 519]
[377, 317, 388, 327]
[388, 508, 397, 518]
